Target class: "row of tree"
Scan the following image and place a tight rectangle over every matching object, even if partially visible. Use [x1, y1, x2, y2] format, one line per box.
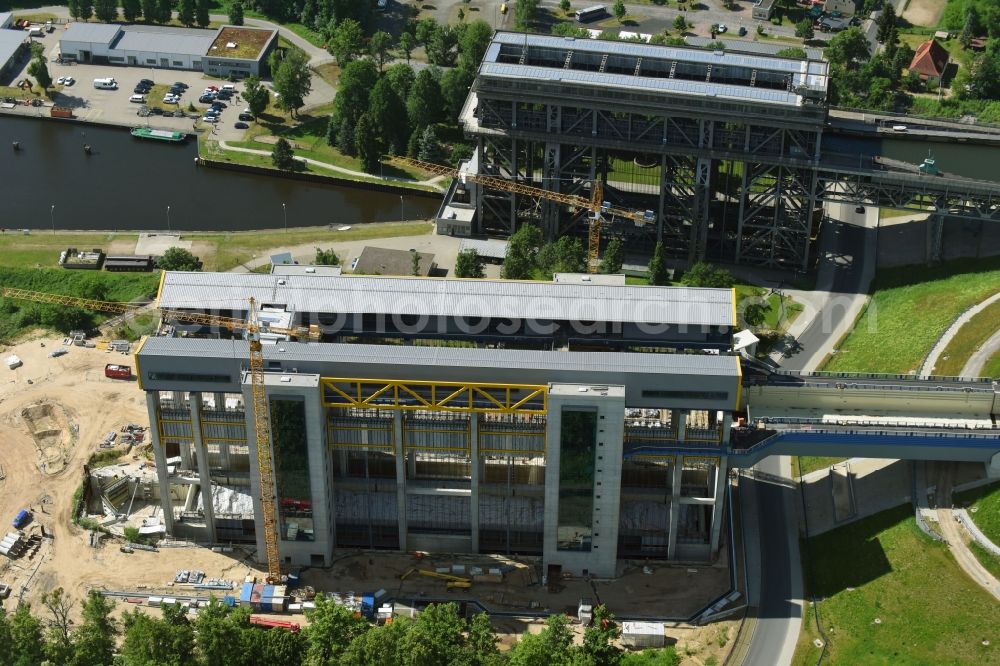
[245, 0, 375, 32]
[66, 0, 212, 27]
[0, 590, 680, 666]
[325, 20, 492, 173]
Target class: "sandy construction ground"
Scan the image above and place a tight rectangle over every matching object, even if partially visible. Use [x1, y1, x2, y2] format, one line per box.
[0, 332, 261, 619]
[902, 0, 945, 28]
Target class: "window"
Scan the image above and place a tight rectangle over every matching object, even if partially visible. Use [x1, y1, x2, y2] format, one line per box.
[172, 61, 183, 67]
[146, 59, 156, 64]
[557, 408, 597, 552]
[642, 390, 729, 401]
[147, 372, 232, 383]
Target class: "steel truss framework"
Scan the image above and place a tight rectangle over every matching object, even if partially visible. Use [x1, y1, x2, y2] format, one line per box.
[320, 378, 548, 415]
[469, 94, 1000, 269]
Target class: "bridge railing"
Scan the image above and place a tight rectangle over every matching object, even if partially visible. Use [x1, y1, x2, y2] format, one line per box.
[770, 369, 995, 384]
[757, 416, 1000, 431]
[829, 105, 1000, 132]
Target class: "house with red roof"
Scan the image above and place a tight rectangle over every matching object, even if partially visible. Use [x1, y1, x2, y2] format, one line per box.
[908, 39, 950, 83]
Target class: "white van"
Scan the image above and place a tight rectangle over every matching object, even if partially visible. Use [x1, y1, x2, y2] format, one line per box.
[93, 78, 118, 90]
[129, 94, 146, 103]
[221, 84, 236, 93]
[28, 27, 44, 37]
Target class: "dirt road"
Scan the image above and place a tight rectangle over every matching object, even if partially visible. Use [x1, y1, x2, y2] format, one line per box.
[0, 332, 258, 618]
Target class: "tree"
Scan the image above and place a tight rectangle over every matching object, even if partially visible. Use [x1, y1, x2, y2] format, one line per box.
[303, 593, 370, 665]
[355, 112, 382, 174]
[581, 605, 622, 666]
[680, 261, 734, 288]
[776, 47, 808, 59]
[41, 587, 74, 646]
[410, 249, 422, 276]
[508, 613, 573, 665]
[271, 137, 296, 170]
[155, 0, 172, 23]
[122, 0, 142, 22]
[342, 615, 411, 665]
[455, 249, 485, 278]
[458, 20, 493, 72]
[28, 53, 52, 91]
[560, 0, 571, 12]
[370, 31, 395, 71]
[178, 0, 194, 25]
[795, 18, 814, 40]
[142, 0, 158, 23]
[824, 27, 870, 67]
[385, 63, 416, 100]
[599, 237, 624, 274]
[229, 0, 245, 25]
[331, 57, 378, 129]
[329, 18, 365, 66]
[119, 605, 195, 666]
[243, 75, 270, 120]
[647, 241, 670, 285]
[77, 0, 93, 21]
[538, 236, 587, 274]
[514, 0, 540, 31]
[466, 612, 501, 665]
[441, 67, 475, 123]
[425, 24, 458, 66]
[195, 0, 210, 27]
[314, 248, 340, 265]
[876, 4, 896, 44]
[613, 0, 626, 22]
[502, 224, 543, 279]
[741, 301, 768, 328]
[336, 117, 357, 155]
[71, 591, 117, 666]
[400, 603, 467, 665]
[270, 48, 312, 117]
[194, 598, 250, 666]
[673, 15, 687, 32]
[67, 0, 80, 20]
[95, 0, 118, 22]
[417, 125, 446, 164]
[157, 247, 200, 271]
[369, 77, 409, 155]
[415, 17, 439, 45]
[406, 67, 444, 132]
[10, 604, 44, 666]
[398, 32, 415, 64]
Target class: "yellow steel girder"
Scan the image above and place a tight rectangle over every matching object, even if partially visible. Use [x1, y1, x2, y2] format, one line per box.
[321, 378, 548, 415]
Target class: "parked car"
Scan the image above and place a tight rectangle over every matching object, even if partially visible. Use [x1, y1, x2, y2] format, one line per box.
[139, 78, 154, 86]
[738, 26, 747, 36]
[238, 112, 254, 121]
[201, 115, 219, 122]
[234, 121, 249, 129]
[151, 107, 163, 115]
[134, 85, 150, 94]
[211, 101, 226, 109]
[198, 95, 214, 103]
[62, 76, 74, 86]
[163, 95, 179, 104]
[716, 23, 727, 33]
[129, 94, 146, 103]
[173, 81, 188, 89]
[205, 85, 219, 91]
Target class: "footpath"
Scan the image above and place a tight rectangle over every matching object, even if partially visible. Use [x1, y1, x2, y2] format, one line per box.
[920, 291, 1000, 377]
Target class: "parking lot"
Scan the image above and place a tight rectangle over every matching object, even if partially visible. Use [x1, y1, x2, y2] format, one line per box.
[9, 24, 254, 140]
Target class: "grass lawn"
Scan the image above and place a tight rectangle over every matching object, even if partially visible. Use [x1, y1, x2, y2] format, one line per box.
[196, 221, 433, 271]
[793, 504, 1000, 665]
[969, 541, 1000, 582]
[954, 482, 1000, 546]
[792, 456, 847, 477]
[0, 232, 139, 268]
[822, 256, 1000, 374]
[985, 349, 1000, 377]
[932, 299, 1000, 376]
[0, 267, 160, 342]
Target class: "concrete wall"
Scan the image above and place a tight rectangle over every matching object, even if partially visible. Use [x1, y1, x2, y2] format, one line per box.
[543, 385, 626, 578]
[746, 384, 998, 420]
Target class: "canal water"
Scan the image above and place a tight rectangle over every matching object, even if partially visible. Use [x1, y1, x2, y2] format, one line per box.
[880, 137, 1000, 182]
[0, 115, 439, 232]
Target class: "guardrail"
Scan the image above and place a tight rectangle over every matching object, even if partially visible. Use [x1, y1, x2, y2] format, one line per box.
[771, 369, 994, 384]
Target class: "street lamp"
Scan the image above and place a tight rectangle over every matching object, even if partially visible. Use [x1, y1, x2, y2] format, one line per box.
[400, 195, 404, 221]
[166, 205, 171, 232]
[50, 204, 55, 234]
[282, 203, 287, 231]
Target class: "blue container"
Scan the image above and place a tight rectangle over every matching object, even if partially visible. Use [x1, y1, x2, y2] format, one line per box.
[12, 509, 30, 528]
[239, 582, 254, 604]
[223, 595, 236, 608]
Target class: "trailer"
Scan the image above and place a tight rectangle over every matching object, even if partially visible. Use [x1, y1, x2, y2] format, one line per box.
[249, 616, 301, 633]
[105, 364, 132, 380]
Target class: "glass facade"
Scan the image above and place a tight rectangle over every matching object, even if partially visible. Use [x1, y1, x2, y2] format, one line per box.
[557, 408, 597, 552]
[270, 397, 314, 542]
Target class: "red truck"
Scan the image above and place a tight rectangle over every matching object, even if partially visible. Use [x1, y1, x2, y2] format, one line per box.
[105, 364, 132, 380]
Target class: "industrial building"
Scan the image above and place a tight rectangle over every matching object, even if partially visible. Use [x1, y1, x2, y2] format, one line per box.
[136, 271, 739, 577]
[134, 271, 1000, 577]
[59, 23, 277, 77]
[438, 32, 1000, 269]
[0, 15, 27, 82]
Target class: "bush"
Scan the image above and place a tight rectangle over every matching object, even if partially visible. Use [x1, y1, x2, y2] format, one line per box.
[124, 527, 140, 543]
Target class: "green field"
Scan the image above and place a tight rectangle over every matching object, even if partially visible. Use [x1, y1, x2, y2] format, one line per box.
[793, 504, 1000, 665]
[985, 350, 1000, 378]
[0, 267, 160, 342]
[954, 482, 1000, 546]
[792, 456, 847, 477]
[823, 257, 1000, 374]
[932, 299, 1000, 376]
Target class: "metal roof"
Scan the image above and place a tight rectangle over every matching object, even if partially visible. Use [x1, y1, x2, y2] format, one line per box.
[458, 238, 509, 260]
[115, 25, 216, 57]
[0, 27, 25, 67]
[479, 61, 801, 106]
[157, 272, 736, 328]
[138, 337, 741, 377]
[490, 31, 806, 74]
[0, 12, 13, 28]
[684, 36, 824, 60]
[61, 22, 122, 44]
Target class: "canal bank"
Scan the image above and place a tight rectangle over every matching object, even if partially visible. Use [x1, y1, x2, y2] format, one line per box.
[0, 114, 440, 232]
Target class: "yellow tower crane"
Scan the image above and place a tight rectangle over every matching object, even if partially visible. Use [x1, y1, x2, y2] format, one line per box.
[395, 156, 654, 272]
[0, 286, 316, 582]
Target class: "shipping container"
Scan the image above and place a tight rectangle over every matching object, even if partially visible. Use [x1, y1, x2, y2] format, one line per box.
[621, 621, 665, 648]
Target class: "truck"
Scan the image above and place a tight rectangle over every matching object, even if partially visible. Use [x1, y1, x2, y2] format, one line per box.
[13, 509, 31, 529]
[105, 364, 132, 380]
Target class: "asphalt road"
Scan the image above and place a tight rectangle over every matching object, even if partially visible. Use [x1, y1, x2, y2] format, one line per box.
[778, 218, 871, 372]
[743, 461, 804, 666]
